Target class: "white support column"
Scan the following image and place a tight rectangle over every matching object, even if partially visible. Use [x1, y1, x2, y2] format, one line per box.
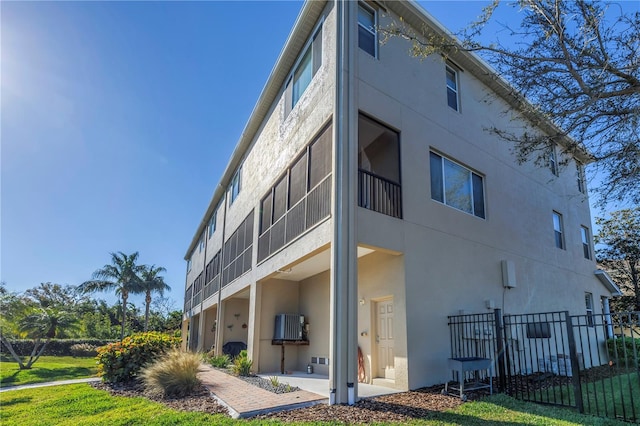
[247, 281, 262, 370]
[330, 0, 358, 405]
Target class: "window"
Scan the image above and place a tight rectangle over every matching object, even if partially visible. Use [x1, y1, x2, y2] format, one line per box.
[187, 258, 192, 272]
[577, 162, 586, 193]
[446, 66, 459, 111]
[287, 25, 322, 111]
[198, 235, 205, 253]
[358, 2, 377, 57]
[229, 166, 242, 204]
[430, 152, 485, 218]
[581, 226, 591, 259]
[585, 292, 594, 327]
[208, 211, 217, 238]
[549, 146, 558, 176]
[553, 211, 564, 249]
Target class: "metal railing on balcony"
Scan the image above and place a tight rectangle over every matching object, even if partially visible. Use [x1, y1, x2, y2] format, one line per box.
[358, 169, 402, 219]
[258, 175, 331, 263]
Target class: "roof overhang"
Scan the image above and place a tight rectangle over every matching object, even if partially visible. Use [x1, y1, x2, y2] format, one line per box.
[594, 270, 622, 296]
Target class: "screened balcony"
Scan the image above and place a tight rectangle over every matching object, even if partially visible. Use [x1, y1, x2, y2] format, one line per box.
[358, 114, 402, 219]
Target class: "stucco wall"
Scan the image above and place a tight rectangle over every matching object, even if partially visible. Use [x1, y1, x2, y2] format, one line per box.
[257, 279, 301, 373]
[298, 270, 331, 375]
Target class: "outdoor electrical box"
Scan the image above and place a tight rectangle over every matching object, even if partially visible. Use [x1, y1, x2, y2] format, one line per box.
[502, 260, 517, 288]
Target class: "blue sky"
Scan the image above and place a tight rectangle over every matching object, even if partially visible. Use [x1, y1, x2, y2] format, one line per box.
[1, 1, 635, 308]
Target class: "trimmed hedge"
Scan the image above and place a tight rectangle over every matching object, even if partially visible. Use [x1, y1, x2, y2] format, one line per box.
[607, 337, 640, 366]
[96, 332, 181, 383]
[0, 339, 114, 357]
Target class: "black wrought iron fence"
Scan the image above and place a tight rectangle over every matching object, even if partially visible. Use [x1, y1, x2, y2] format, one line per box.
[447, 309, 640, 423]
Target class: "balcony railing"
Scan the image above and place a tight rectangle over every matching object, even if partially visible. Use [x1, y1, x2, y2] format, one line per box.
[258, 175, 331, 262]
[358, 169, 402, 219]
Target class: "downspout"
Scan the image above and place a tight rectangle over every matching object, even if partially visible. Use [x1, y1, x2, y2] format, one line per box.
[602, 297, 613, 339]
[330, 0, 358, 405]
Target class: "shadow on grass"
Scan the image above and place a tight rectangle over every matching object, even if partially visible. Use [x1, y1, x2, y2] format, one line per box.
[356, 399, 534, 425]
[0, 366, 95, 387]
[0, 396, 33, 407]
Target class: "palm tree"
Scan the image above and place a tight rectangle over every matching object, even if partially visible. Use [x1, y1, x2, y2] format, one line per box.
[139, 265, 171, 332]
[16, 306, 78, 369]
[79, 252, 145, 340]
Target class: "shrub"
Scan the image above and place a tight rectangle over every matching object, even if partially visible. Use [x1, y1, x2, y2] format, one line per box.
[70, 343, 98, 358]
[96, 332, 181, 383]
[607, 337, 640, 366]
[231, 350, 252, 376]
[141, 349, 202, 397]
[269, 376, 280, 387]
[209, 354, 231, 368]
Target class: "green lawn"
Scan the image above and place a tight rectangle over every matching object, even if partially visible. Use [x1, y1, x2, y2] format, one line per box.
[0, 356, 98, 387]
[0, 383, 629, 425]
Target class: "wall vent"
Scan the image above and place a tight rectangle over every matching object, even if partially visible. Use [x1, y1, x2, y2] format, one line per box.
[273, 314, 304, 340]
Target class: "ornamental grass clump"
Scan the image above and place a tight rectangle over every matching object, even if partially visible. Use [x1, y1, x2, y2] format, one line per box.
[141, 349, 202, 397]
[209, 353, 231, 369]
[231, 350, 253, 376]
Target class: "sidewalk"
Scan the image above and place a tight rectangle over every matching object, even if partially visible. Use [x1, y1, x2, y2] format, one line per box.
[198, 365, 327, 418]
[0, 377, 101, 393]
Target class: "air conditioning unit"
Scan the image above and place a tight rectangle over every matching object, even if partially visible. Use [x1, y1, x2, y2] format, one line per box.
[274, 314, 305, 340]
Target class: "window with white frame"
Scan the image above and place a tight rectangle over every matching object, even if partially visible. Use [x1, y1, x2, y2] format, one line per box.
[198, 235, 205, 253]
[286, 24, 322, 112]
[229, 166, 242, 204]
[446, 66, 459, 111]
[585, 292, 594, 326]
[187, 258, 192, 272]
[581, 226, 591, 259]
[577, 162, 586, 193]
[430, 151, 485, 218]
[208, 210, 217, 238]
[358, 2, 377, 57]
[549, 145, 558, 176]
[553, 211, 564, 249]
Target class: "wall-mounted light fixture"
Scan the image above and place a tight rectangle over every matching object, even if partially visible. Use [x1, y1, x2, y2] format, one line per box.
[359, 298, 365, 306]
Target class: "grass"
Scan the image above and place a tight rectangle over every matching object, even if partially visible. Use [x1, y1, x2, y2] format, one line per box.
[0, 383, 630, 425]
[519, 372, 640, 422]
[0, 356, 98, 387]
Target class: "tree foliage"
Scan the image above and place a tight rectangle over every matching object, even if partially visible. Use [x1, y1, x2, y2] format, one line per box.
[79, 252, 146, 340]
[595, 207, 640, 311]
[0, 284, 79, 369]
[383, 0, 639, 206]
[139, 265, 171, 332]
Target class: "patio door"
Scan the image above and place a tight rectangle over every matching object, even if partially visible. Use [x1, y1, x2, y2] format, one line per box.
[375, 298, 395, 380]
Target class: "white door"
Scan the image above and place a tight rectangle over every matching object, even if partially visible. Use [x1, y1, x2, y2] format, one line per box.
[376, 299, 395, 379]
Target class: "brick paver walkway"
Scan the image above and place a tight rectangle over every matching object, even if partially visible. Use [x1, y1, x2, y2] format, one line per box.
[198, 364, 327, 418]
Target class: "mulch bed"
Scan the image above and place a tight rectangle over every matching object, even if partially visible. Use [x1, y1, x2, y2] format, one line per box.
[92, 379, 490, 424]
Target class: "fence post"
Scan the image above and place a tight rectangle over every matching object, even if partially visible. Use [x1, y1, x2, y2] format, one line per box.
[494, 308, 506, 393]
[564, 311, 584, 413]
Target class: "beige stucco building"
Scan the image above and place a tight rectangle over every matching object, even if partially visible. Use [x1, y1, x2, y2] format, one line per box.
[181, 0, 619, 404]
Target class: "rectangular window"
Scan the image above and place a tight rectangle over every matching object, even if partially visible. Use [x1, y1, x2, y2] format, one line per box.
[198, 235, 205, 253]
[577, 162, 586, 193]
[446, 66, 459, 111]
[208, 211, 217, 238]
[358, 2, 377, 57]
[585, 292, 594, 327]
[187, 258, 192, 272]
[581, 226, 591, 259]
[553, 211, 564, 249]
[289, 25, 322, 109]
[549, 146, 558, 176]
[289, 152, 308, 208]
[229, 166, 242, 204]
[430, 152, 485, 218]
